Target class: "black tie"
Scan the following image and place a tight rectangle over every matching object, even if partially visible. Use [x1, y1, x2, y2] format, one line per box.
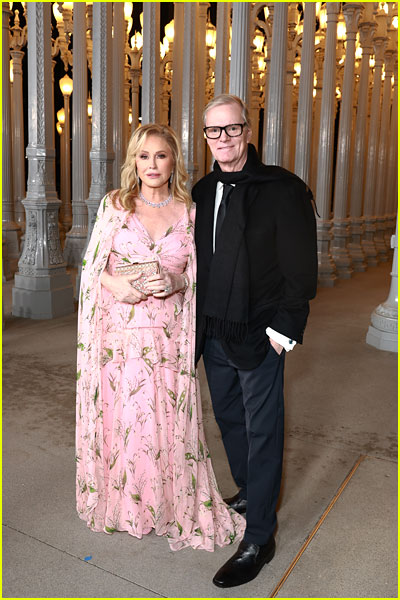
[215, 183, 233, 249]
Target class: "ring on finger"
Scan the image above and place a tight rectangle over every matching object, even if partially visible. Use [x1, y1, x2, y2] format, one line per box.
[164, 285, 172, 294]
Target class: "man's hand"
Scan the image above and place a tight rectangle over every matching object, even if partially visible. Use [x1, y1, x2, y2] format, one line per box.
[269, 337, 284, 355]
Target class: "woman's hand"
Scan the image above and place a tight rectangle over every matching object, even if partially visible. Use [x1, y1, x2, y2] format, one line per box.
[144, 269, 186, 298]
[100, 270, 148, 304]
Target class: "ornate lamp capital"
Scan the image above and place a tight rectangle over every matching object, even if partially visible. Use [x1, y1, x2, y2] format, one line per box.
[9, 8, 27, 51]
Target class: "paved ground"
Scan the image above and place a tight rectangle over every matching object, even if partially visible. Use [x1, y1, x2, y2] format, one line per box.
[2, 261, 397, 598]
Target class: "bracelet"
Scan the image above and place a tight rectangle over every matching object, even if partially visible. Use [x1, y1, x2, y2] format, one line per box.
[181, 272, 189, 293]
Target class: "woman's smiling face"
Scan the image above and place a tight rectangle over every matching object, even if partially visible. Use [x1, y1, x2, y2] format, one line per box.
[135, 134, 175, 192]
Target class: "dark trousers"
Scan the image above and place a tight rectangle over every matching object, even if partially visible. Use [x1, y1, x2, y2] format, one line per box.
[203, 337, 285, 545]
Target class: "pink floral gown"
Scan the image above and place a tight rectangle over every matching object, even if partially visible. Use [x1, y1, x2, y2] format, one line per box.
[76, 193, 245, 551]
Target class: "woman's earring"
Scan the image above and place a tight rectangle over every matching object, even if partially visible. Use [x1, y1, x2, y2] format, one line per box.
[169, 171, 174, 184]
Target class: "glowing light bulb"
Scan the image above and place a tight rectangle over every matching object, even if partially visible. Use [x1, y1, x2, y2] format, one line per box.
[165, 19, 174, 43]
[57, 107, 65, 124]
[124, 2, 132, 21]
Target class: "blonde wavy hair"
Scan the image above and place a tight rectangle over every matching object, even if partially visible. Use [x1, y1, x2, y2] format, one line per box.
[117, 123, 191, 212]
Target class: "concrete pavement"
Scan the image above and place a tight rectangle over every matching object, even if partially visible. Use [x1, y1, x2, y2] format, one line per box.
[2, 262, 397, 598]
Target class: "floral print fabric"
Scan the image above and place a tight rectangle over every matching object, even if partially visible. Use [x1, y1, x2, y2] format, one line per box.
[76, 193, 245, 551]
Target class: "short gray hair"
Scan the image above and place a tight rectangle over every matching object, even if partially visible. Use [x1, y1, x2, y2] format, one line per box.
[203, 94, 252, 128]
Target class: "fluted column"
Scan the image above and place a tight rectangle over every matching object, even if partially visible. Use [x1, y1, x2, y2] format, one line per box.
[331, 3, 362, 278]
[282, 5, 298, 170]
[9, 6, 27, 237]
[112, 3, 125, 187]
[249, 38, 263, 151]
[3, 5, 21, 279]
[12, 3, 73, 319]
[385, 58, 397, 234]
[195, 2, 208, 180]
[123, 46, 131, 153]
[60, 91, 72, 235]
[214, 1, 230, 97]
[64, 2, 89, 268]
[374, 41, 395, 262]
[229, 2, 250, 103]
[294, 2, 315, 184]
[366, 216, 398, 352]
[170, 3, 184, 137]
[362, 13, 387, 266]
[310, 49, 324, 195]
[315, 3, 340, 287]
[289, 79, 298, 171]
[85, 3, 114, 244]
[58, 125, 65, 229]
[85, 5, 93, 185]
[263, 3, 288, 165]
[129, 46, 141, 132]
[180, 2, 198, 187]
[262, 4, 275, 124]
[348, 6, 376, 272]
[159, 54, 171, 126]
[10, 49, 26, 232]
[141, 2, 160, 125]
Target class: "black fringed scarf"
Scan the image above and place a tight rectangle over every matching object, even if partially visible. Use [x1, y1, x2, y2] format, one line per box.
[201, 144, 299, 343]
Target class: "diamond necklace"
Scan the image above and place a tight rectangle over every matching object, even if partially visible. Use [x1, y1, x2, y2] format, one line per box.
[139, 190, 172, 208]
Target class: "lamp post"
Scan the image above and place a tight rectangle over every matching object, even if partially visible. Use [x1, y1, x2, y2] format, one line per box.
[250, 29, 265, 151]
[331, 3, 362, 279]
[56, 116, 65, 247]
[59, 72, 73, 235]
[129, 30, 143, 131]
[347, 5, 376, 272]
[281, 3, 300, 170]
[205, 20, 216, 102]
[3, 3, 21, 279]
[310, 5, 327, 194]
[51, 2, 73, 244]
[87, 94, 92, 183]
[160, 34, 172, 125]
[384, 19, 398, 242]
[204, 20, 216, 172]
[86, 2, 93, 75]
[294, 1, 315, 185]
[160, 20, 174, 126]
[12, 1, 74, 318]
[123, 3, 133, 145]
[315, 2, 340, 287]
[9, 5, 27, 233]
[260, 4, 274, 119]
[362, 6, 388, 266]
[52, 3, 73, 71]
[290, 59, 301, 170]
[374, 20, 395, 261]
[263, 3, 288, 165]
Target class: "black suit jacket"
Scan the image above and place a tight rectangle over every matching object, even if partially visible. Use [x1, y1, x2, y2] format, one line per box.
[193, 157, 318, 369]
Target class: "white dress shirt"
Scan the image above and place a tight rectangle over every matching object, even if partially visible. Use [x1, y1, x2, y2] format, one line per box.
[213, 181, 296, 352]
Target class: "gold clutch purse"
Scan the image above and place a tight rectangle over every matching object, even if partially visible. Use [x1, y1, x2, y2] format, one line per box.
[114, 260, 159, 292]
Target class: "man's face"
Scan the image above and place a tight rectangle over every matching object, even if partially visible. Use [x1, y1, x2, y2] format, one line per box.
[204, 103, 252, 172]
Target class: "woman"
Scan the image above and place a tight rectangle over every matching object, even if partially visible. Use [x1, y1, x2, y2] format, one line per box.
[76, 124, 245, 551]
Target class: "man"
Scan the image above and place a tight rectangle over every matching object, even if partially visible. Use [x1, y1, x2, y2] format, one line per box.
[192, 94, 317, 588]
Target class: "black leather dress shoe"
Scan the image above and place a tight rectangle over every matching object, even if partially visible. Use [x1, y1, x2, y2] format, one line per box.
[223, 491, 247, 514]
[212, 536, 276, 588]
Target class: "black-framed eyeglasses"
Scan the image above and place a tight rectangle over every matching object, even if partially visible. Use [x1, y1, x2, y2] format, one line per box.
[203, 123, 246, 139]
